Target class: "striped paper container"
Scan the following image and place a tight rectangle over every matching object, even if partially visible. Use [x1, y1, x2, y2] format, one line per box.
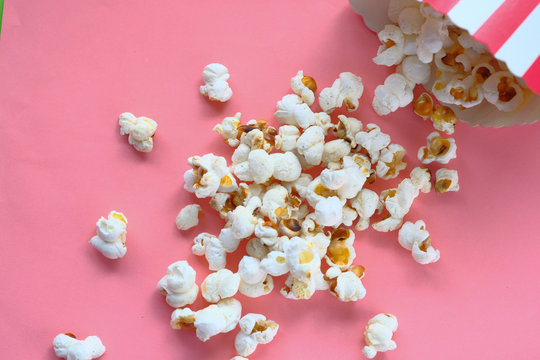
[350, 0, 540, 127]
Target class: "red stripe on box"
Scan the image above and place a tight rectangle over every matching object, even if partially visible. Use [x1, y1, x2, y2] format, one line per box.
[522, 56, 540, 93]
[473, 0, 540, 55]
[423, 0, 461, 14]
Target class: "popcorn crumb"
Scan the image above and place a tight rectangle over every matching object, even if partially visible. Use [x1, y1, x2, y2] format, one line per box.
[89, 211, 128, 259]
[53, 333, 105, 360]
[200, 63, 233, 102]
[176, 204, 202, 230]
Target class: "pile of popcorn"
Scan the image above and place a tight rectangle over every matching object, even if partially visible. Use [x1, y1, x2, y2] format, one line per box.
[372, 0, 526, 115]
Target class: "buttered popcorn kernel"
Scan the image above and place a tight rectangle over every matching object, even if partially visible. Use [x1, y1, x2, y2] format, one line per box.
[417, 131, 457, 164]
[176, 204, 202, 230]
[363, 313, 398, 359]
[291, 70, 317, 106]
[89, 211, 128, 259]
[157, 261, 199, 308]
[398, 221, 440, 264]
[201, 269, 240, 303]
[435, 168, 459, 193]
[53, 333, 105, 360]
[200, 63, 233, 102]
[235, 314, 279, 357]
[118, 112, 157, 152]
[319, 72, 364, 113]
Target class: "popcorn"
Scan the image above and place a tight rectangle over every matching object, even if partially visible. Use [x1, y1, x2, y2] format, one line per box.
[291, 70, 317, 105]
[399, 55, 431, 84]
[246, 237, 270, 260]
[325, 265, 366, 302]
[200, 63, 233, 102]
[372, 74, 414, 115]
[325, 228, 356, 269]
[184, 153, 235, 198]
[416, 17, 446, 64]
[355, 124, 391, 163]
[483, 71, 524, 112]
[435, 168, 459, 193]
[237, 119, 278, 152]
[376, 144, 407, 179]
[410, 167, 432, 193]
[373, 24, 405, 66]
[270, 152, 302, 182]
[362, 313, 398, 359]
[398, 7, 424, 35]
[387, 0, 420, 23]
[260, 184, 290, 223]
[274, 94, 315, 129]
[89, 211, 128, 260]
[231, 357, 248, 360]
[341, 205, 359, 227]
[157, 261, 199, 308]
[227, 196, 261, 241]
[333, 115, 363, 148]
[235, 314, 279, 357]
[417, 131, 457, 164]
[176, 204, 202, 231]
[371, 216, 403, 232]
[321, 139, 351, 166]
[431, 105, 457, 135]
[319, 72, 364, 113]
[248, 149, 273, 184]
[193, 232, 227, 270]
[413, 92, 434, 119]
[275, 125, 300, 152]
[118, 112, 157, 152]
[296, 125, 325, 166]
[171, 298, 242, 342]
[238, 256, 274, 297]
[350, 188, 379, 231]
[283, 236, 320, 282]
[382, 178, 420, 220]
[315, 196, 344, 227]
[238, 274, 274, 298]
[214, 113, 241, 147]
[372, 84, 400, 116]
[260, 251, 289, 276]
[398, 221, 440, 264]
[53, 333, 105, 360]
[201, 269, 240, 303]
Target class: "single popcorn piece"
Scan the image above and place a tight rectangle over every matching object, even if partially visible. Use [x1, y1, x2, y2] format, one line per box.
[176, 204, 202, 231]
[200, 63, 233, 102]
[118, 112, 157, 152]
[321, 139, 351, 166]
[410, 167, 432, 193]
[291, 70, 317, 105]
[372, 74, 414, 116]
[274, 94, 315, 129]
[362, 313, 398, 359]
[325, 228, 356, 269]
[333, 115, 363, 148]
[157, 260, 199, 308]
[319, 72, 364, 113]
[89, 211, 128, 259]
[260, 251, 289, 277]
[483, 71, 524, 112]
[192, 232, 227, 271]
[413, 92, 434, 119]
[201, 269, 240, 303]
[315, 196, 344, 227]
[275, 125, 300, 152]
[431, 105, 457, 135]
[235, 313, 279, 357]
[435, 168, 459, 193]
[214, 112, 242, 147]
[355, 124, 391, 163]
[398, 7, 424, 35]
[399, 55, 431, 84]
[248, 149, 273, 184]
[325, 265, 366, 302]
[373, 24, 405, 66]
[398, 221, 440, 264]
[184, 153, 235, 198]
[171, 298, 242, 342]
[376, 144, 407, 179]
[418, 131, 457, 164]
[350, 188, 379, 231]
[238, 256, 274, 298]
[270, 152, 302, 182]
[53, 333, 105, 360]
[296, 126, 325, 166]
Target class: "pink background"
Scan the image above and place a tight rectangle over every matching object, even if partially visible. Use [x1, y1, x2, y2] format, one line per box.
[1, 0, 539, 359]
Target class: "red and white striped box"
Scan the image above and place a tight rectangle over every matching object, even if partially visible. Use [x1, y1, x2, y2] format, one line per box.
[350, 0, 540, 127]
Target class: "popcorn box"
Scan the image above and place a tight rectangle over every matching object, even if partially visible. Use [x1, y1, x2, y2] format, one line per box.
[349, 0, 540, 127]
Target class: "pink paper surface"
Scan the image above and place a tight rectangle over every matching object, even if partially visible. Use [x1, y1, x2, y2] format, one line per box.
[1, 1, 540, 359]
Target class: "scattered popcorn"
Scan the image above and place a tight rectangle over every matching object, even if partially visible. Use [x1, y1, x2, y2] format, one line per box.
[271, 152, 302, 182]
[184, 153, 236, 198]
[350, 188, 379, 230]
[373, 24, 405, 66]
[362, 313, 398, 359]
[315, 196, 343, 227]
[483, 71, 524, 112]
[333, 115, 363, 148]
[193, 232, 227, 271]
[325, 265, 366, 302]
[53, 333, 105, 360]
[319, 72, 364, 113]
[413, 92, 434, 119]
[435, 168, 459, 193]
[171, 298, 242, 342]
[296, 126, 325, 166]
[325, 228, 356, 269]
[274, 94, 315, 129]
[410, 167, 431, 193]
[355, 124, 391, 163]
[200, 63, 233, 102]
[275, 125, 300, 152]
[399, 55, 431, 84]
[89, 211, 128, 259]
[431, 105, 457, 135]
[214, 113, 242, 147]
[376, 144, 407, 179]
[235, 314, 279, 357]
[118, 112, 157, 152]
[157, 261, 199, 308]
[398, 221, 440, 264]
[176, 204, 202, 231]
[291, 70, 317, 106]
[201, 269, 240, 303]
[417, 131, 457, 164]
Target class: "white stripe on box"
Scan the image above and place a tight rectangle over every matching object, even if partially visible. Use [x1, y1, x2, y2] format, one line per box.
[495, 2, 540, 77]
[447, 0, 505, 35]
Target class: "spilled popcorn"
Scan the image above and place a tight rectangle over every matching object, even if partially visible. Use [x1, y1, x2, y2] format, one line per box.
[53, 333, 105, 360]
[89, 211, 128, 259]
[200, 63, 233, 102]
[119, 112, 157, 152]
[362, 313, 398, 359]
